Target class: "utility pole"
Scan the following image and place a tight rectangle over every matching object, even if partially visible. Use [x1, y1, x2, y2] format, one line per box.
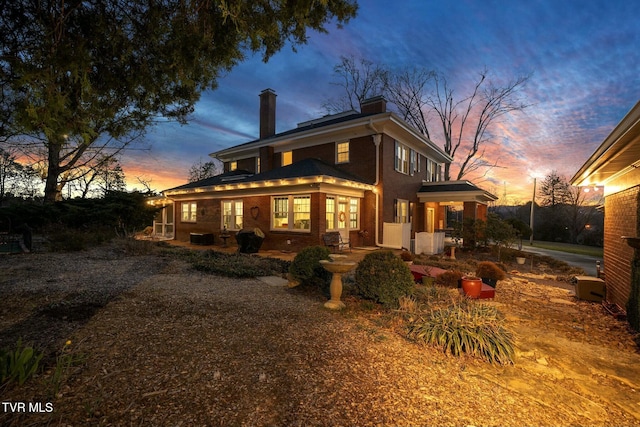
[529, 178, 536, 245]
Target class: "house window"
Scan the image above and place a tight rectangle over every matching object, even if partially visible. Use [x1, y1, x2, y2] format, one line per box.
[229, 161, 237, 171]
[272, 195, 311, 231]
[325, 195, 359, 230]
[222, 200, 243, 230]
[336, 142, 349, 163]
[395, 199, 409, 223]
[256, 156, 261, 173]
[181, 202, 197, 222]
[395, 141, 409, 174]
[326, 196, 336, 230]
[426, 158, 441, 182]
[293, 196, 311, 230]
[349, 198, 359, 229]
[410, 149, 416, 176]
[273, 197, 289, 228]
[282, 151, 293, 166]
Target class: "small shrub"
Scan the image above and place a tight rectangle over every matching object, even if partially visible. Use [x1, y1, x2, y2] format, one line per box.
[355, 250, 415, 307]
[0, 339, 43, 386]
[475, 261, 507, 281]
[289, 246, 332, 292]
[400, 250, 414, 262]
[407, 301, 515, 364]
[435, 270, 464, 288]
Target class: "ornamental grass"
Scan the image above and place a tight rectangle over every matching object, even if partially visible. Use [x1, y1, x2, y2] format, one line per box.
[407, 301, 515, 365]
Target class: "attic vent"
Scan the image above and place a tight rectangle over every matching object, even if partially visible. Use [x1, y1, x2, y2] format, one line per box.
[221, 174, 253, 182]
[297, 110, 359, 128]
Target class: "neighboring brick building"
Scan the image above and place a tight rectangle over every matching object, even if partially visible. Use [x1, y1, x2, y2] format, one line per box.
[571, 100, 640, 317]
[154, 89, 497, 252]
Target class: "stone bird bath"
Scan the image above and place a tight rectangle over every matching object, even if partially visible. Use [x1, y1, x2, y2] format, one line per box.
[319, 258, 356, 310]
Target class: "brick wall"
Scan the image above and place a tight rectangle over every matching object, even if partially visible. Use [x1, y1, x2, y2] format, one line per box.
[603, 186, 639, 308]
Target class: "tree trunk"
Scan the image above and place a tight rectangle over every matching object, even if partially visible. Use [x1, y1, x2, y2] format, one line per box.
[44, 142, 63, 203]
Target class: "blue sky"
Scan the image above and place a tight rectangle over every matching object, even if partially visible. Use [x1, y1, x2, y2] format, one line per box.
[124, 0, 640, 203]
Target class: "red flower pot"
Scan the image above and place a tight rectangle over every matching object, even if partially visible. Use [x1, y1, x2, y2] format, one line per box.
[462, 276, 483, 298]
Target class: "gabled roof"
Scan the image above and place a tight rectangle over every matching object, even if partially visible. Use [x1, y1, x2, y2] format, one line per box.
[417, 181, 498, 204]
[571, 100, 640, 187]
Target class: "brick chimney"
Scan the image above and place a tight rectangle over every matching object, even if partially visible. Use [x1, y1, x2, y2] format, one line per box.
[259, 88, 277, 139]
[360, 96, 387, 114]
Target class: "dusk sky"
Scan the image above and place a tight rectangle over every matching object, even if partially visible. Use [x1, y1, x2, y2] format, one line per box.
[123, 0, 640, 204]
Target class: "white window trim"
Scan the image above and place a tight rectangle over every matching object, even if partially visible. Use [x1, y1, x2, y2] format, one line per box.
[222, 199, 243, 231]
[325, 195, 360, 231]
[271, 195, 311, 233]
[395, 140, 410, 175]
[181, 202, 197, 223]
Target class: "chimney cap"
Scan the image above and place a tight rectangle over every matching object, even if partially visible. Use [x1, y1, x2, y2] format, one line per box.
[260, 88, 277, 95]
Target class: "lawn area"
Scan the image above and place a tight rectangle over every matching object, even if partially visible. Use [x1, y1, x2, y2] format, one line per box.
[523, 240, 603, 257]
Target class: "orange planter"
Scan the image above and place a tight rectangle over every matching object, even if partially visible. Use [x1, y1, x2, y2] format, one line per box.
[461, 276, 483, 298]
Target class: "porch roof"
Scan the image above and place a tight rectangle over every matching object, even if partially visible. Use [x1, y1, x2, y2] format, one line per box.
[163, 158, 373, 196]
[417, 181, 498, 204]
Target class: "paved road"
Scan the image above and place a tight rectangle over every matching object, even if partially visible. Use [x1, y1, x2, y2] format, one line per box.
[520, 245, 603, 277]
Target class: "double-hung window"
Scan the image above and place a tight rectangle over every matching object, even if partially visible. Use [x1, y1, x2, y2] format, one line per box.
[426, 158, 441, 182]
[336, 142, 349, 163]
[272, 195, 311, 231]
[395, 199, 409, 223]
[222, 200, 243, 230]
[395, 141, 410, 174]
[181, 202, 197, 222]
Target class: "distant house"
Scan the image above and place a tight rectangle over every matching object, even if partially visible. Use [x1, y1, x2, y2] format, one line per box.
[571, 100, 640, 314]
[153, 89, 497, 252]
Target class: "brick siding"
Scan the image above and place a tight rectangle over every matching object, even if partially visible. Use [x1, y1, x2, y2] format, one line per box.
[603, 186, 639, 308]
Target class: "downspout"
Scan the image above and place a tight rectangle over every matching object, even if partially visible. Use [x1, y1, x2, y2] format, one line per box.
[367, 119, 387, 247]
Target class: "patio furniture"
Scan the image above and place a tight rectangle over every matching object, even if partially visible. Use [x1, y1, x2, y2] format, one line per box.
[322, 231, 350, 253]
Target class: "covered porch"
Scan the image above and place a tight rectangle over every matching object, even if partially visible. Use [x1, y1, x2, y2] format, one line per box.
[415, 180, 498, 253]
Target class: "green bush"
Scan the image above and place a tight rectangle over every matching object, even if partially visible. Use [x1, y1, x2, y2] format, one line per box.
[354, 250, 415, 307]
[0, 339, 43, 386]
[289, 246, 332, 293]
[407, 301, 515, 364]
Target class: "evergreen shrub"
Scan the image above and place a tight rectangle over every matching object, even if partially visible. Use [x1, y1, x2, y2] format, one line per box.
[354, 250, 415, 307]
[289, 246, 332, 293]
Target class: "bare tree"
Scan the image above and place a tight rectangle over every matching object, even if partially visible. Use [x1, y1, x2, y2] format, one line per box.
[323, 56, 388, 113]
[326, 60, 531, 181]
[385, 67, 435, 139]
[188, 158, 224, 183]
[427, 69, 531, 180]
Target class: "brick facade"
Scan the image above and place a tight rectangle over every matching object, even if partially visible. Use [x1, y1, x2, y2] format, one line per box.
[603, 186, 639, 308]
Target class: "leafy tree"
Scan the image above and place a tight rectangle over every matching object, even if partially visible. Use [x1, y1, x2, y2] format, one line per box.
[1, 0, 358, 203]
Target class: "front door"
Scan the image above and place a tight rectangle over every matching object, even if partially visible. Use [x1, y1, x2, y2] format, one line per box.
[337, 197, 350, 244]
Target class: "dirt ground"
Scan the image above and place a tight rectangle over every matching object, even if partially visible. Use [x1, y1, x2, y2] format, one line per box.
[1, 244, 640, 426]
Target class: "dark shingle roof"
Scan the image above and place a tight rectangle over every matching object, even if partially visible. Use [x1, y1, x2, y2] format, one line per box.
[165, 169, 255, 191]
[165, 158, 370, 193]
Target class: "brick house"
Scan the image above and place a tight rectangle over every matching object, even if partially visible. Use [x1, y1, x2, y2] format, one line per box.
[154, 89, 497, 253]
[571, 100, 640, 315]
